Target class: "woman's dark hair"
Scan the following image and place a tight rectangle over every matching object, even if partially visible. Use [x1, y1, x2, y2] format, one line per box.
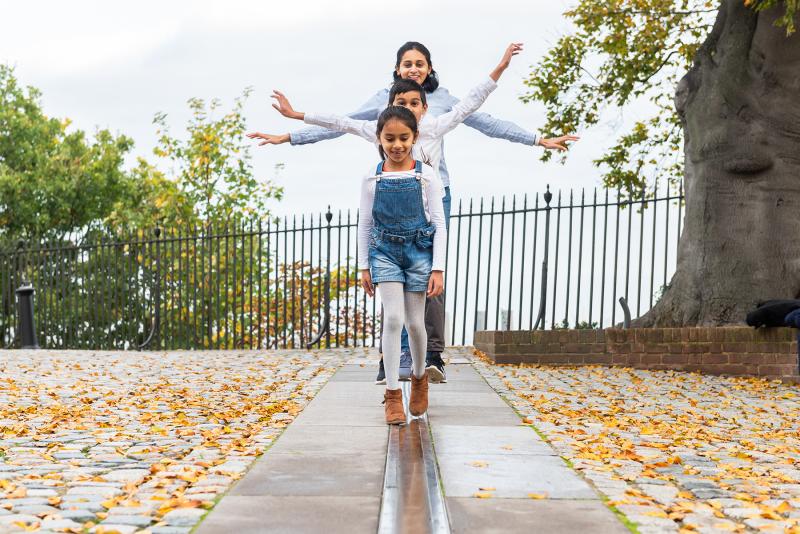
[392, 41, 440, 93]
[388, 79, 427, 107]
[376, 106, 418, 160]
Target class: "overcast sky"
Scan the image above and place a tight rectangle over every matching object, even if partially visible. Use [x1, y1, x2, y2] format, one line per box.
[1, 0, 653, 218]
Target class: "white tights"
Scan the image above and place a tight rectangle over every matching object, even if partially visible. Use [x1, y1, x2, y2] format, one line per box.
[378, 282, 427, 390]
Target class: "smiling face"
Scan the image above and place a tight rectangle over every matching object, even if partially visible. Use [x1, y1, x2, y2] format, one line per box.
[379, 118, 417, 168]
[392, 90, 427, 122]
[396, 49, 431, 86]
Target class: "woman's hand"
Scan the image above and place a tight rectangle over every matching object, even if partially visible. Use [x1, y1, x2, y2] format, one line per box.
[271, 90, 304, 120]
[361, 269, 374, 297]
[427, 271, 444, 298]
[538, 134, 580, 152]
[246, 132, 290, 146]
[490, 42, 523, 82]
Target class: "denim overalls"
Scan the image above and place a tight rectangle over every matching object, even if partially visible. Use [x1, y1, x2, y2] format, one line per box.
[368, 160, 436, 292]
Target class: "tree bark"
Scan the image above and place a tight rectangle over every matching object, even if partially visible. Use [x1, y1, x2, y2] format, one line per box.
[635, 0, 800, 326]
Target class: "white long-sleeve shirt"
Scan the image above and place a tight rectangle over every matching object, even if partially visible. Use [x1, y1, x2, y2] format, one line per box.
[304, 77, 499, 187]
[358, 166, 447, 272]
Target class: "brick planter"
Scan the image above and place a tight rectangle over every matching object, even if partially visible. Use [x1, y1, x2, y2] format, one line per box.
[474, 327, 800, 382]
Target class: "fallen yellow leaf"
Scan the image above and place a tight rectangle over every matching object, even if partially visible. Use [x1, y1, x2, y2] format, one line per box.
[776, 501, 792, 513]
[644, 511, 669, 518]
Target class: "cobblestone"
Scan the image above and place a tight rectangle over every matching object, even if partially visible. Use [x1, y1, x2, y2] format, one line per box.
[0, 348, 361, 532]
[472, 350, 800, 533]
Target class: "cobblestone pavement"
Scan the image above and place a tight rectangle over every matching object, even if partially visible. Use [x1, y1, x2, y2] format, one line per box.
[472, 352, 800, 534]
[0, 348, 370, 533]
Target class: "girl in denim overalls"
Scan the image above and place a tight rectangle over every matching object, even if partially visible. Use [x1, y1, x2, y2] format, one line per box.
[358, 106, 446, 424]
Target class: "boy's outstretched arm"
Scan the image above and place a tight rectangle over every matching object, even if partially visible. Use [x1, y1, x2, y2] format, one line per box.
[302, 112, 379, 144]
[426, 42, 523, 138]
[270, 89, 378, 143]
[248, 90, 379, 145]
[490, 42, 522, 82]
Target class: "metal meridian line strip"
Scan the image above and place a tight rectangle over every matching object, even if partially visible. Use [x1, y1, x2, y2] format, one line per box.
[418, 417, 450, 534]
[377, 382, 451, 534]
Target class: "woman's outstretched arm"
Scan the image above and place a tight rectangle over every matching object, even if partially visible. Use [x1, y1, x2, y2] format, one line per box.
[441, 90, 578, 151]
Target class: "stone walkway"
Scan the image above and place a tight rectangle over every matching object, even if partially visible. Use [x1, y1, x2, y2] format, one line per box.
[0, 349, 360, 533]
[473, 351, 800, 533]
[196, 348, 627, 534]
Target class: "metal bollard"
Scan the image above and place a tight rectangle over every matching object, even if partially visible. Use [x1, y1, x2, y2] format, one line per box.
[16, 282, 40, 349]
[533, 185, 553, 330]
[307, 207, 333, 349]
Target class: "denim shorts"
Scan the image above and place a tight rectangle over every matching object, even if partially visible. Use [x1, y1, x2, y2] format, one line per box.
[368, 226, 434, 292]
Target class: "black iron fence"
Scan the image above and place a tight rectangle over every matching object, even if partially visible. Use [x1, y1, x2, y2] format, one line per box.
[0, 183, 684, 350]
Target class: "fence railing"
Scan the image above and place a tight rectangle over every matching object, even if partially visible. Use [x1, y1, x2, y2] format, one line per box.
[0, 183, 684, 350]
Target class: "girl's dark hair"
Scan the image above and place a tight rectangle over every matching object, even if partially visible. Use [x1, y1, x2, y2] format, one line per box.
[388, 79, 427, 107]
[376, 106, 418, 160]
[392, 41, 440, 93]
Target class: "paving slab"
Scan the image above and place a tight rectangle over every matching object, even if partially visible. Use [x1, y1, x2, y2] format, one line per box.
[291, 404, 387, 427]
[427, 404, 523, 426]
[446, 497, 629, 534]
[437, 452, 598, 499]
[229, 452, 385, 497]
[268, 425, 386, 454]
[427, 391, 511, 408]
[432, 425, 556, 456]
[196, 496, 380, 534]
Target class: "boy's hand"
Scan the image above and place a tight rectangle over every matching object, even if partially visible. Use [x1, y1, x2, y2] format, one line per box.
[246, 132, 290, 146]
[427, 271, 444, 298]
[538, 134, 581, 152]
[500, 42, 523, 69]
[361, 269, 374, 297]
[271, 90, 304, 120]
[490, 43, 523, 82]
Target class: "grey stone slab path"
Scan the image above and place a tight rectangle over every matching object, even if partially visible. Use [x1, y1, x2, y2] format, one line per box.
[196, 352, 629, 534]
[195, 364, 385, 534]
[431, 363, 628, 534]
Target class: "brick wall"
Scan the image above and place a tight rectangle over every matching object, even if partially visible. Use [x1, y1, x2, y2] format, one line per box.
[473, 327, 800, 382]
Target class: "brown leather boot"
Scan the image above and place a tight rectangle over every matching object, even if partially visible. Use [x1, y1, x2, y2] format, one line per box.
[383, 388, 406, 425]
[409, 371, 429, 416]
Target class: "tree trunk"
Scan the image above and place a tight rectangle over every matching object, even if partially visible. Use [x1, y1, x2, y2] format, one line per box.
[635, 0, 800, 327]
